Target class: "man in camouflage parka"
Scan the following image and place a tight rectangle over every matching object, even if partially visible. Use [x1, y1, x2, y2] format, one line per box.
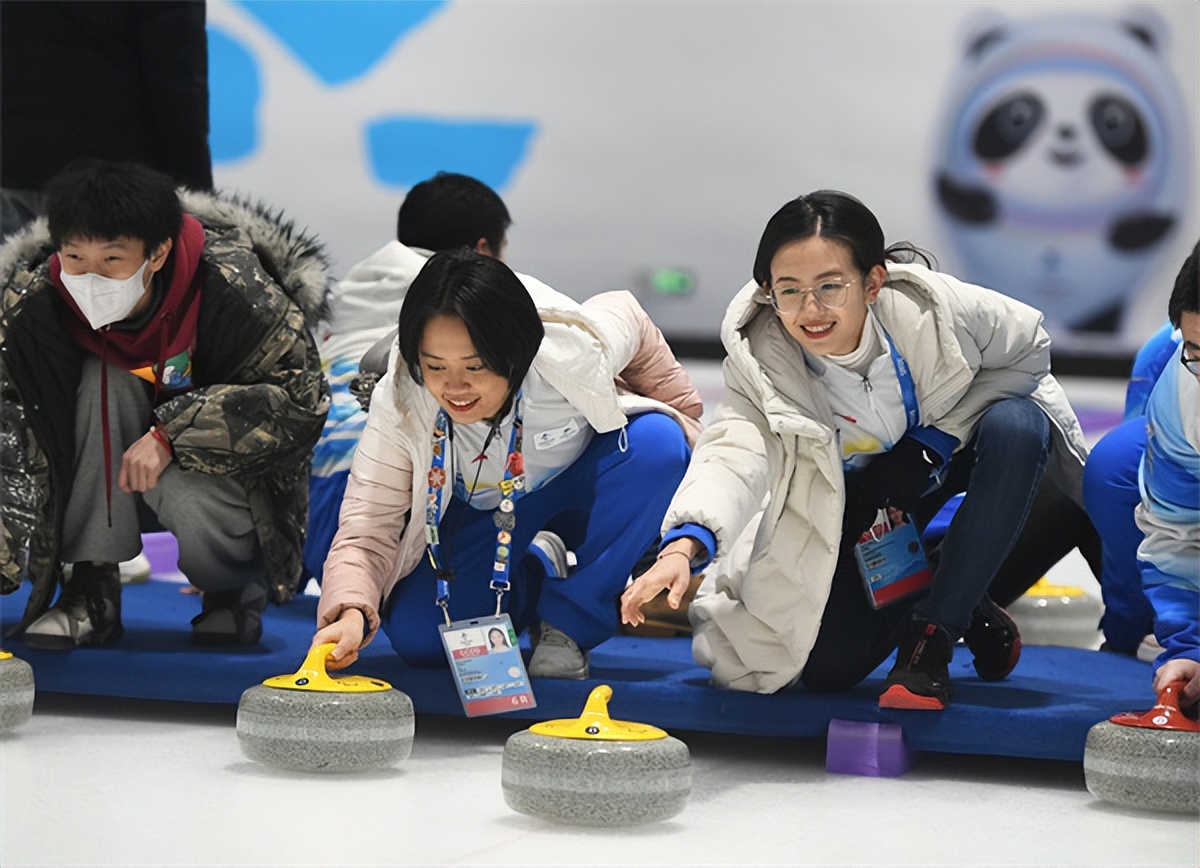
[0, 160, 330, 646]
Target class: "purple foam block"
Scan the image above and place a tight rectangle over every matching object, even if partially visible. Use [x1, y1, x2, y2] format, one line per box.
[140, 531, 180, 576]
[825, 718, 916, 777]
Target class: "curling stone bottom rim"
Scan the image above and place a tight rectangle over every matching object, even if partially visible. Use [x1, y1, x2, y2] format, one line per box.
[1084, 721, 1199, 814]
[236, 684, 415, 773]
[502, 729, 692, 826]
[0, 656, 36, 732]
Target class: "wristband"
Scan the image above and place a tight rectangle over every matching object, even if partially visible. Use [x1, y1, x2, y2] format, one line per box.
[656, 550, 693, 566]
[149, 425, 173, 457]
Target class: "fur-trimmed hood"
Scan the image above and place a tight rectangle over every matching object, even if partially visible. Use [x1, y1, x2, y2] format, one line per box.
[0, 187, 331, 328]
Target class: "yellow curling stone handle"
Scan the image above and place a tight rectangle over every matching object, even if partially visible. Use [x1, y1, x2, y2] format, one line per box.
[262, 643, 392, 693]
[0, 649, 12, 660]
[530, 684, 667, 741]
[1026, 577, 1087, 598]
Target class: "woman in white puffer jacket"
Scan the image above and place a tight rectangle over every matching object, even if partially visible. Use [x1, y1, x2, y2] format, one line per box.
[622, 190, 1088, 710]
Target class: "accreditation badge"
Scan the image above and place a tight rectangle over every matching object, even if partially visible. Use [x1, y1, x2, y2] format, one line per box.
[439, 614, 537, 717]
[854, 509, 932, 609]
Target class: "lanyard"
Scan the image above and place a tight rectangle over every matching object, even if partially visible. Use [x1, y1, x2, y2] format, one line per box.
[425, 394, 525, 625]
[881, 327, 919, 432]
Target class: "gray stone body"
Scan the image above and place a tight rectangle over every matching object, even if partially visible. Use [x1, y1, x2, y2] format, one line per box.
[1008, 592, 1103, 648]
[502, 729, 691, 826]
[0, 655, 35, 731]
[1084, 720, 1199, 814]
[236, 684, 414, 773]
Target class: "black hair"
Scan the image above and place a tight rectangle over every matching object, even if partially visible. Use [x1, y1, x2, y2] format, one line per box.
[751, 190, 932, 287]
[1167, 240, 1199, 328]
[395, 172, 511, 255]
[398, 248, 543, 421]
[46, 159, 183, 257]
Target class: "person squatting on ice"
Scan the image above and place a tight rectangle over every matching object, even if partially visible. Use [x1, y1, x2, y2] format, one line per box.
[313, 248, 702, 679]
[0, 160, 330, 648]
[622, 190, 1089, 710]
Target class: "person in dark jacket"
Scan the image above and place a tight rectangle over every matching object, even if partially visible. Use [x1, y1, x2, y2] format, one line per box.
[0, 0, 213, 237]
[0, 160, 329, 647]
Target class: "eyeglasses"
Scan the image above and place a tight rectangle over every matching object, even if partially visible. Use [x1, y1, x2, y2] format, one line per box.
[1181, 345, 1200, 377]
[767, 278, 856, 313]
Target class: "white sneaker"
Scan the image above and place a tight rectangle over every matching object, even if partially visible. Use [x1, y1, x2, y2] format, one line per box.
[118, 553, 152, 584]
[24, 562, 124, 649]
[528, 622, 589, 679]
[63, 553, 151, 585]
[528, 531, 571, 580]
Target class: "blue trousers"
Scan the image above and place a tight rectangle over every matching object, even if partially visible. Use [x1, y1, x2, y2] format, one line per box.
[1083, 417, 1155, 654]
[382, 412, 689, 667]
[803, 397, 1051, 692]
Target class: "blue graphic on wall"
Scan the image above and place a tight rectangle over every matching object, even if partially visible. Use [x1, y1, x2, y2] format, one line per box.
[207, 28, 259, 162]
[932, 7, 1189, 336]
[207, 0, 537, 190]
[366, 118, 534, 190]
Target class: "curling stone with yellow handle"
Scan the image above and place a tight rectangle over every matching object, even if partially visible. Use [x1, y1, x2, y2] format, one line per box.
[502, 685, 691, 826]
[1007, 576, 1103, 648]
[236, 643, 414, 772]
[0, 649, 35, 731]
[1084, 681, 1198, 814]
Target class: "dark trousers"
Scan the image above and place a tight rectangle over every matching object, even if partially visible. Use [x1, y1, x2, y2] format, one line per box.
[801, 397, 1051, 692]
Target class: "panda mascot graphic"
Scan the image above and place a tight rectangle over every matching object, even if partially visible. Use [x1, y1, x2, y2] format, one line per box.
[932, 8, 1189, 337]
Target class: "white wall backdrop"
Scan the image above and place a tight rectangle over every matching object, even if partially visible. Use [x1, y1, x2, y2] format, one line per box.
[207, 0, 1199, 355]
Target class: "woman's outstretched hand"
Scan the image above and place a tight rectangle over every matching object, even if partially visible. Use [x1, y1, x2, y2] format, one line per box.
[620, 541, 696, 627]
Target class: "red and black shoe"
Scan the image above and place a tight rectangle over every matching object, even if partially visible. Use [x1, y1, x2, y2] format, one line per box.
[963, 595, 1022, 681]
[879, 620, 954, 711]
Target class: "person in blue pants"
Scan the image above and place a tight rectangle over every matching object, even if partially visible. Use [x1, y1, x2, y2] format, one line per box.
[1085, 243, 1200, 696]
[1084, 314, 1184, 654]
[312, 250, 699, 679]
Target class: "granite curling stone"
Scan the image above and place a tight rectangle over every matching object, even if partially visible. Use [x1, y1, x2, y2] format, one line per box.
[0, 650, 35, 731]
[1007, 577, 1103, 648]
[502, 684, 691, 826]
[237, 643, 414, 772]
[1084, 680, 1199, 814]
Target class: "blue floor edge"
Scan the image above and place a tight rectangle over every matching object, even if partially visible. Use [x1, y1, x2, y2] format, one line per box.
[2, 579, 1156, 762]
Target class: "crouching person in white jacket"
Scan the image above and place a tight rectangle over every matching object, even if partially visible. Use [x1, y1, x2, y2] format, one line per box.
[622, 190, 1088, 710]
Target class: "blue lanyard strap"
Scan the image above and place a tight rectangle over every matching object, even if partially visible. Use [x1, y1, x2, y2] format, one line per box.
[426, 394, 525, 624]
[881, 327, 920, 432]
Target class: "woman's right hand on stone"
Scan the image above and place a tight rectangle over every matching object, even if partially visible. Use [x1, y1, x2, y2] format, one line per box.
[312, 608, 365, 670]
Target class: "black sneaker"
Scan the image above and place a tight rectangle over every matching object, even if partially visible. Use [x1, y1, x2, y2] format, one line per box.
[23, 562, 124, 649]
[963, 595, 1022, 681]
[191, 582, 267, 646]
[879, 619, 954, 710]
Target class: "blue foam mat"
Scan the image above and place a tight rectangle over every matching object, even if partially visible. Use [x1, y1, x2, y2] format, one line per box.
[1, 578, 1155, 761]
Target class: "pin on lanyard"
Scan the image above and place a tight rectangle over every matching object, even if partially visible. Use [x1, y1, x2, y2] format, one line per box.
[425, 394, 525, 626]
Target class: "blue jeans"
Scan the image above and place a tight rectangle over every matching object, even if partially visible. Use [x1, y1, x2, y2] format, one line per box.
[1083, 417, 1155, 653]
[802, 397, 1051, 692]
[382, 412, 689, 667]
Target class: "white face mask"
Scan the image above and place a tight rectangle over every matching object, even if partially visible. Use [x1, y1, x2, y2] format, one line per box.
[59, 260, 150, 330]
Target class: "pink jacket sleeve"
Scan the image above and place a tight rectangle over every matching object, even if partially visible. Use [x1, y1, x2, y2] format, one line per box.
[585, 290, 704, 446]
[315, 385, 418, 644]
